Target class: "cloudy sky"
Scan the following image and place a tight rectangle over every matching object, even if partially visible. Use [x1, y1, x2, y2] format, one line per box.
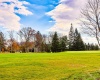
[0, 0, 97, 43]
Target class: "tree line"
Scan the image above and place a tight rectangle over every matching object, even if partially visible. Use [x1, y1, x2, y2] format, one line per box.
[51, 24, 99, 52]
[0, 24, 99, 53]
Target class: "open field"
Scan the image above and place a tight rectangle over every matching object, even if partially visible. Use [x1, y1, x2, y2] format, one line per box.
[0, 51, 100, 80]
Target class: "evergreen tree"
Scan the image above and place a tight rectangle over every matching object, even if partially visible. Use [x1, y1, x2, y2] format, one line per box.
[51, 32, 60, 52]
[59, 36, 68, 51]
[69, 24, 85, 51]
[94, 44, 99, 50]
[90, 44, 94, 50]
[73, 28, 85, 51]
[85, 43, 99, 50]
[69, 24, 75, 50]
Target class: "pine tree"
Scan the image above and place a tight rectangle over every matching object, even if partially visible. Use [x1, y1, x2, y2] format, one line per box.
[94, 44, 99, 50]
[85, 43, 99, 50]
[51, 32, 60, 52]
[59, 36, 68, 51]
[69, 24, 75, 50]
[73, 28, 85, 51]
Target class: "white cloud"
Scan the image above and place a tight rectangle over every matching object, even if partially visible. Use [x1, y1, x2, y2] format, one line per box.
[47, 0, 86, 32]
[47, 0, 81, 34]
[46, 0, 97, 43]
[0, 0, 32, 31]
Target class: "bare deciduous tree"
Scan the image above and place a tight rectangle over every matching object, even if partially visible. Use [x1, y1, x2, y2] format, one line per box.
[47, 32, 54, 52]
[8, 31, 15, 52]
[0, 32, 5, 52]
[34, 31, 43, 52]
[81, 0, 100, 46]
[18, 27, 36, 52]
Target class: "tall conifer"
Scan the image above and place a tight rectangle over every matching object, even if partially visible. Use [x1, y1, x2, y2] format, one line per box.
[51, 32, 59, 52]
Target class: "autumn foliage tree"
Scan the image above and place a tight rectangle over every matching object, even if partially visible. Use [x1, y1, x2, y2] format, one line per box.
[7, 40, 20, 52]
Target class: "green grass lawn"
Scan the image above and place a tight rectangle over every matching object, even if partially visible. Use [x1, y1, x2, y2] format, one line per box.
[0, 51, 100, 80]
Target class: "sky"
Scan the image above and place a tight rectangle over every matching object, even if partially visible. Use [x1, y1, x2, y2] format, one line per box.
[0, 0, 97, 44]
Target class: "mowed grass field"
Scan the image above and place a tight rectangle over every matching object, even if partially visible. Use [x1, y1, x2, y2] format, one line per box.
[0, 51, 100, 80]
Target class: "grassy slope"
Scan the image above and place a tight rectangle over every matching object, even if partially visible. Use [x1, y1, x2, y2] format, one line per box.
[0, 51, 100, 80]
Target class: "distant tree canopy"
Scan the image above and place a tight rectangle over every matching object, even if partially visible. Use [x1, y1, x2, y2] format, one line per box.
[0, 24, 99, 53]
[84, 43, 99, 50]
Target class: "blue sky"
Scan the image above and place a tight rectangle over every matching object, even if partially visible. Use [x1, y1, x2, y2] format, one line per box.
[0, 0, 59, 34]
[19, 0, 59, 33]
[0, 0, 82, 33]
[0, 0, 98, 43]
